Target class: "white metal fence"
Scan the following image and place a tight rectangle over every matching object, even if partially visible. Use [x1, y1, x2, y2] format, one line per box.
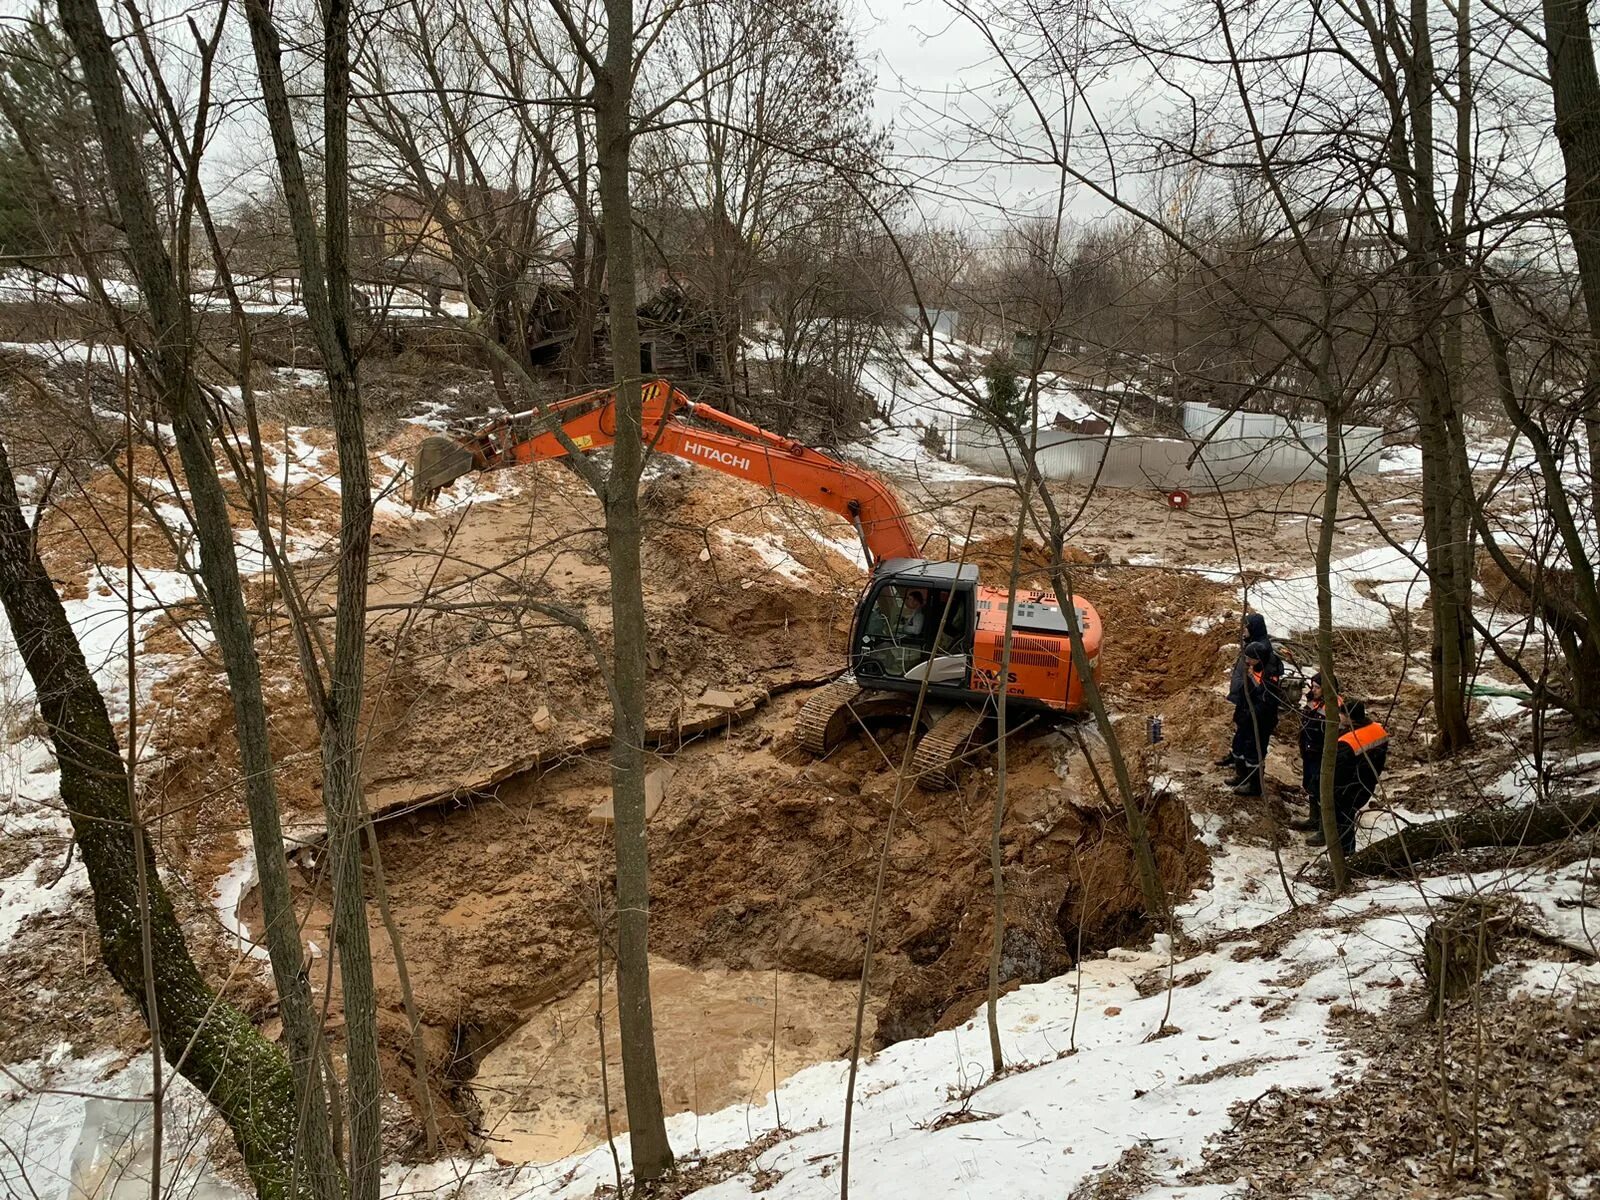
[949, 402, 1387, 491]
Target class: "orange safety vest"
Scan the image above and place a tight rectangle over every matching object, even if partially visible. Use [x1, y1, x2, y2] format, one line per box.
[1338, 721, 1389, 755]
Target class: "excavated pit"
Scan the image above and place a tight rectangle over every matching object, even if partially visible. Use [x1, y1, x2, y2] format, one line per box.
[1, 345, 1469, 1182]
[471, 957, 870, 1163]
[256, 690, 1206, 1160]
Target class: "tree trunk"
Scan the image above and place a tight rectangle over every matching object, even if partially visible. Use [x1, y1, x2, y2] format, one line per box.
[1414, 357, 1474, 753]
[1472, 281, 1600, 729]
[1542, 0, 1600, 528]
[987, 476, 1033, 1075]
[1035, 487, 1169, 926]
[53, 4, 344, 1194]
[320, 0, 384, 1188]
[594, 0, 675, 1179]
[240, 0, 384, 1190]
[0, 440, 313, 1200]
[1347, 794, 1600, 876]
[1315, 394, 1349, 888]
[1396, 0, 1474, 754]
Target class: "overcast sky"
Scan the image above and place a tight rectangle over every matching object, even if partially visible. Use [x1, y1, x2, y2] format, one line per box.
[0, 0, 1161, 233]
[858, 0, 1126, 232]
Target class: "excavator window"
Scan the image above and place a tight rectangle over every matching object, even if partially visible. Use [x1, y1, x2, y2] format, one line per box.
[857, 582, 972, 680]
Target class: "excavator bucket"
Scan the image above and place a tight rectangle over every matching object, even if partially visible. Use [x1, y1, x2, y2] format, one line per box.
[411, 435, 475, 507]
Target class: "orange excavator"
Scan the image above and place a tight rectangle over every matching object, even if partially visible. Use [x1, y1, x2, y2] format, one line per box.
[411, 378, 1102, 786]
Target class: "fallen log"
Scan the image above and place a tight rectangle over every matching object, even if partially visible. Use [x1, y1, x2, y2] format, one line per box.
[1349, 794, 1600, 877]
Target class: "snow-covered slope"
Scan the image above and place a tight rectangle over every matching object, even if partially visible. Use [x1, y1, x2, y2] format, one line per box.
[744, 324, 1108, 485]
[853, 335, 1107, 485]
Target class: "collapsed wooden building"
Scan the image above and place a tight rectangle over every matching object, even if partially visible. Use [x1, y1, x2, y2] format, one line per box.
[522, 282, 725, 386]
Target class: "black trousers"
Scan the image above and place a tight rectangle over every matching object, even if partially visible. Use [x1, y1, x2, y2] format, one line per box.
[1334, 791, 1365, 855]
[1302, 757, 1322, 820]
[1231, 713, 1274, 793]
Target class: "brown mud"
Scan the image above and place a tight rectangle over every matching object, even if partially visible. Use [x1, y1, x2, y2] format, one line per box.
[0, 336, 1513, 1181]
[19, 384, 1430, 1163]
[133, 456, 1223, 1158]
[257, 696, 1203, 1157]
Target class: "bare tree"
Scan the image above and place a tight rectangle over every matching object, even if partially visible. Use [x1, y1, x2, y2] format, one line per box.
[349, 0, 575, 382]
[0, 435, 318, 1199]
[1541, 0, 1600, 530]
[238, 0, 387, 1190]
[19, 2, 347, 1194]
[635, 0, 887, 384]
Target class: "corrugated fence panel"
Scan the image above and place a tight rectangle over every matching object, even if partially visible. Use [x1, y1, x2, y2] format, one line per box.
[951, 418, 1392, 490]
[1182, 402, 1229, 437]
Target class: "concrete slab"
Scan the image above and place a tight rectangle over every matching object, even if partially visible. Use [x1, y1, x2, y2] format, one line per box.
[587, 766, 674, 825]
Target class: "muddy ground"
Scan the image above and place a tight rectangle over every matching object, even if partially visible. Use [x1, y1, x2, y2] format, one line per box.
[184, 457, 1240, 1159]
[0, 351, 1460, 1166]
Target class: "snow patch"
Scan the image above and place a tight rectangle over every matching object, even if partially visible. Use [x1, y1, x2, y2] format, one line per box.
[1512, 961, 1600, 1002]
[1477, 693, 1526, 722]
[719, 530, 811, 584]
[1175, 836, 1318, 940]
[1379, 445, 1423, 473]
[1248, 541, 1428, 634]
[211, 833, 268, 962]
[845, 331, 1102, 486]
[0, 339, 129, 369]
[0, 855, 85, 952]
[0, 1049, 248, 1200]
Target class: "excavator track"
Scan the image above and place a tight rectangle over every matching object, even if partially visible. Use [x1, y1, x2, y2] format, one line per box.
[796, 678, 911, 756]
[911, 706, 987, 791]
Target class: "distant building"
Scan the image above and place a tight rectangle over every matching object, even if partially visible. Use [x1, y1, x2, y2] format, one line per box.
[518, 281, 724, 386]
[1051, 409, 1111, 436]
[899, 306, 958, 338]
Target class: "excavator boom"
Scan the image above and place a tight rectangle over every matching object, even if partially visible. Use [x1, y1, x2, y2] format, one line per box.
[411, 376, 1103, 777]
[412, 378, 919, 563]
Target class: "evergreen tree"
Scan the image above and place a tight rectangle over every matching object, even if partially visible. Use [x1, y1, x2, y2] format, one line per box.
[983, 355, 1030, 430]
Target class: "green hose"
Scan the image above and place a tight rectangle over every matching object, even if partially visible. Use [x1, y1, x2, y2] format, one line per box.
[1467, 682, 1532, 700]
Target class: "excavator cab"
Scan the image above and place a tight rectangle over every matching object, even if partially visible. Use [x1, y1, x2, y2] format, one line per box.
[851, 560, 978, 690]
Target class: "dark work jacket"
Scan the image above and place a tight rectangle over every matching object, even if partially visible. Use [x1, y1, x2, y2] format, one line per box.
[1333, 721, 1389, 811]
[1299, 697, 1328, 768]
[1234, 659, 1283, 735]
[1227, 614, 1272, 703]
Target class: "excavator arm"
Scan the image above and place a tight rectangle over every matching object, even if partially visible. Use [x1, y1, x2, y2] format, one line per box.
[411, 378, 920, 564]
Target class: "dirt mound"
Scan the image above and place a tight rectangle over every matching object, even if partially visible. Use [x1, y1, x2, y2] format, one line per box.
[29, 427, 347, 600]
[143, 458, 871, 897]
[1083, 564, 1234, 707]
[955, 533, 1095, 586]
[1477, 549, 1580, 617]
[136, 454, 1216, 1158]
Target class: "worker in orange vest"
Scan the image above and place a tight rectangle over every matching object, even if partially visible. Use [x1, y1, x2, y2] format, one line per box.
[1308, 700, 1388, 855]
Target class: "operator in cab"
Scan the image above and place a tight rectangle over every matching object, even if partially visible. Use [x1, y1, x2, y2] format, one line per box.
[900, 588, 928, 638]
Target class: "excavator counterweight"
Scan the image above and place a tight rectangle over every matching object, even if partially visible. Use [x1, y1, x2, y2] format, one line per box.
[410, 378, 1102, 786]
